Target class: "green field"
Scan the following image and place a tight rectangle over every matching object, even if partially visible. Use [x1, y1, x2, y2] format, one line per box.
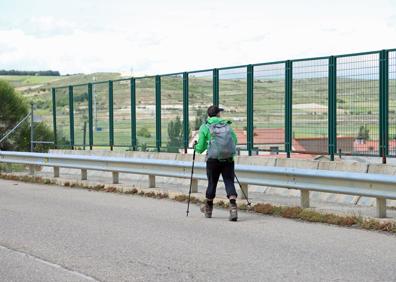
[1, 70, 396, 153]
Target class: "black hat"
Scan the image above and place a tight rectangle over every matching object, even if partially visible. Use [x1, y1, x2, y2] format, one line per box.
[207, 105, 224, 117]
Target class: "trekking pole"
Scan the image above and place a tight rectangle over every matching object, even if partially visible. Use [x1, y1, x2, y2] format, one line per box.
[186, 141, 198, 216]
[234, 173, 252, 206]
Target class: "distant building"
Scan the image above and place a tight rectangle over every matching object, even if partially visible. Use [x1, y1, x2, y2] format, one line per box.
[353, 139, 396, 155]
[293, 137, 355, 154]
[188, 127, 394, 156]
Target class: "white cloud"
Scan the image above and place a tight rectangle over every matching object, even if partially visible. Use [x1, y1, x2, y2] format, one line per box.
[0, 0, 396, 74]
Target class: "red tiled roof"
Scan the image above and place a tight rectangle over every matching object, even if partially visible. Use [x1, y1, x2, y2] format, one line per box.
[234, 128, 285, 145]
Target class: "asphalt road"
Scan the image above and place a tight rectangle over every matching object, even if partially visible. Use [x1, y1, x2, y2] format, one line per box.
[1, 179, 396, 282]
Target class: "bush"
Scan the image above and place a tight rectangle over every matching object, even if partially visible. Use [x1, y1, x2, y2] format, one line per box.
[137, 127, 151, 138]
[0, 80, 54, 152]
[167, 116, 183, 152]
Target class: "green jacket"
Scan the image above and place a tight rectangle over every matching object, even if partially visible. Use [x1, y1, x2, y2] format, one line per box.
[195, 117, 238, 154]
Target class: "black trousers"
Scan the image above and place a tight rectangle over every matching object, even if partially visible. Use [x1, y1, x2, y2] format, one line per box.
[206, 159, 238, 199]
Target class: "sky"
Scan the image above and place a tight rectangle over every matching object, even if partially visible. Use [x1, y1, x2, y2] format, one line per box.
[0, 0, 396, 75]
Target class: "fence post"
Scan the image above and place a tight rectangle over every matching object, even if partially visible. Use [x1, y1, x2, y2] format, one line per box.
[30, 103, 34, 152]
[328, 56, 337, 161]
[130, 78, 137, 150]
[183, 72, 189, 153]
[247, 65, 254, 156]
[155, 75, 161, 152]
[88, 83, 93, 150]
[108, 80, 114, 151]
[213, 69, 219, 106]
[379, 50, 389, 163]
[285, 61, 293, 158]
[51, 88, 57, 148]
[68, 86, 74, 149]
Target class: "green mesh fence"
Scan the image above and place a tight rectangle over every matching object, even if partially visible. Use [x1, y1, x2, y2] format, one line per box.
[188, 71, 213, 144]
[336, 53, 380, 155]
[92, 82, 109, 146]
[135, 77, 156, 150]
[253, 63, 285, 153]
[113, 79, 131, 147]
[219, 67, 247, 149]
[55, 87, 70, 146]
[73, 85, 88, 147]
[53, 49, 396, 157]
[389, 51, 396, 156]
[161, 75, 183, 152]
[292, 59, 329, 154]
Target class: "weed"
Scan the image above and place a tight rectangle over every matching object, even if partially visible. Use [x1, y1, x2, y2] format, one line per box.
[174, 194, 188, 202]
[105, 186, 118, 193]
[253, 203, 274, 214]
[144, 191, 156, 198]
[125, 188, 138, 194]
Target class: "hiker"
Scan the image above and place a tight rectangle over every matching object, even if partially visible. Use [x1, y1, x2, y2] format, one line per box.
[194, 105, 239, 221]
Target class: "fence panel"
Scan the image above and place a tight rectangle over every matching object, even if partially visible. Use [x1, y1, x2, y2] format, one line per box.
[253, 63, 285, 153]
[92, 82, 109, 147]
[72, 85, 88, 147]
[336, 53, 380, 156]
[113, 80, 131, 147]
[389, 51, 396, 156]
[188, 71, 213, 144]
[53, 48, 396, 156]
[161, 75, 184, 152]
[219, 67, 247, 149]
[291, 59, 329, 154]
[54, 88, 70, 146]
[135, 77, 156, 150]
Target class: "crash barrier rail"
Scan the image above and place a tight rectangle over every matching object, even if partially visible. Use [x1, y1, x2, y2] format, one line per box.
[51, 48, 396, 161]
[1, 151, 395, 218]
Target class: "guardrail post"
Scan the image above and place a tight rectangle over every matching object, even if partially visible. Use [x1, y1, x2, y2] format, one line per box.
[51, 88, 57, 148]
[183, 72, 189, 153]
[68, 86, 74, 149]
[213, 69, 219, 106]
[81, 169, 87, 180]
[28, 165, 35, 176]
[247, 65, 254, 156]
[109, 80, 114, 151]
[328, 56, 337, 161]
[300, 190, 310, 208]
[191, 179, 198, 193]
[155, 75, 161, 152]
[379, 50, 389, 163]
[130, 78, 137, 150]
[285, 61, 293, 158]
[239, 184, 249, 200]
[148, 175, 156, 188]
[53, 167, 60, 178]
[112, 172, 119, 184]
[88, 83, 93, 150]
[376, 197, 387, 218]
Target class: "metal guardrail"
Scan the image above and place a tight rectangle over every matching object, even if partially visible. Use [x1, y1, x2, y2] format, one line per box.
[1, 151, 395, 218]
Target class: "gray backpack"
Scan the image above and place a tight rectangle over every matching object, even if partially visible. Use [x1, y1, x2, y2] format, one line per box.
[207, 122, 236, 160]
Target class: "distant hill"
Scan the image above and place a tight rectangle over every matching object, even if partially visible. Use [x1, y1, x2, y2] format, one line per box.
[0, 72, 122, 127]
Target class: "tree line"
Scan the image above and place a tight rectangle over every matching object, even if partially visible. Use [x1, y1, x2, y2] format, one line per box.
[0, 70, 60, 76]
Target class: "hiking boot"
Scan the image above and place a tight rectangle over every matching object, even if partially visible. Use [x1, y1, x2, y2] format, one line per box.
[200, 201, 213, 218]
[229, 203, 238, 221]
